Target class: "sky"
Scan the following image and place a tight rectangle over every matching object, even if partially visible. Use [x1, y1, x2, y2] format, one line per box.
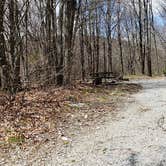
[152, 0, 161, 13]
[152, 0, 165, 26]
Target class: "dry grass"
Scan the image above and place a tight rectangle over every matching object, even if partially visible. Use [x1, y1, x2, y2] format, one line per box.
[125, 75, 164, 80]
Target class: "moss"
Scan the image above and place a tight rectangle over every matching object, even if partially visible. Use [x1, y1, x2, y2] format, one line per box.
[7, 135, 25, 144]
[67, 95, 78, 102]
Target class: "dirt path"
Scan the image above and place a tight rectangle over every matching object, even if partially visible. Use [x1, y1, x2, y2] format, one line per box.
[44, 78, 166, 166]
[1, 79, 166, 166]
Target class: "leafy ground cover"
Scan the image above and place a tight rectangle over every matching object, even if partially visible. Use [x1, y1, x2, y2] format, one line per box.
[0, 83, 141, 152]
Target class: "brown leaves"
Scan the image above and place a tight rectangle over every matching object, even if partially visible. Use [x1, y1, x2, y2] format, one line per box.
[0, 85, 84, 148]
[0, 83, 141, 150]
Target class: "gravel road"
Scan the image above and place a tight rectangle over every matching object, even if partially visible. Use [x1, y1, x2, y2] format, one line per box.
[2, 78, 166, 166]
[47, 78, 166, 166]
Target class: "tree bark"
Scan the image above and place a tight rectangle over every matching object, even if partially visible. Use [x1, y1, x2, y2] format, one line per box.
[0, 0, 11, 90]
[117, 1, 124, 74]
[138, 0, 145, 74]
[64, 0, 77, 85]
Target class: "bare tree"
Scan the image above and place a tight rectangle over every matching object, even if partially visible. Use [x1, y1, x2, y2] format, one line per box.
[63, 0, 77, 84]
[0, 0, 11, 90]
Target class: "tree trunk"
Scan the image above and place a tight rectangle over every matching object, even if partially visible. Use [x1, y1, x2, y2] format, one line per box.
[57, 1, 64, 85]
[64, 0, 77, 85]
[0, 0, 11, 90]
[117, 1, 124, 74]
[138, 0, 145, 74]
[106, 0, 113, 72]
[79, 5, 85, 81]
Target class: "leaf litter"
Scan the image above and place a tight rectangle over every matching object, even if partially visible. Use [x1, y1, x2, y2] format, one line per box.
[0, 82, 141, 163]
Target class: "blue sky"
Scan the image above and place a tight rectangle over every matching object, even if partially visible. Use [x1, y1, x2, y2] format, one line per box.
[152, 0, 165, 26]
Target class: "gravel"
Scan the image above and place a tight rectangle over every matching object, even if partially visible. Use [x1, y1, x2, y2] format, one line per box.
[1, 78, 166, 166]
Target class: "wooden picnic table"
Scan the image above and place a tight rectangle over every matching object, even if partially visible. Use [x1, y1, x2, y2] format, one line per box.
[90, 72, 121, 85]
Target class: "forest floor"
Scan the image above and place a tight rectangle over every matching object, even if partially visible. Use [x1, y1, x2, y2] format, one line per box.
[1, 77, 166, 165]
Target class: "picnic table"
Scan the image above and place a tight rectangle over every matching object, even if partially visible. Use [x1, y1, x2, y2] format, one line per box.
[90, 72, 122, 85]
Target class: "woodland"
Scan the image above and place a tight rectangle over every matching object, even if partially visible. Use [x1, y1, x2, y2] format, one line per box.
[0, 0, 165, 93]
[0, 0, 166, 164]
